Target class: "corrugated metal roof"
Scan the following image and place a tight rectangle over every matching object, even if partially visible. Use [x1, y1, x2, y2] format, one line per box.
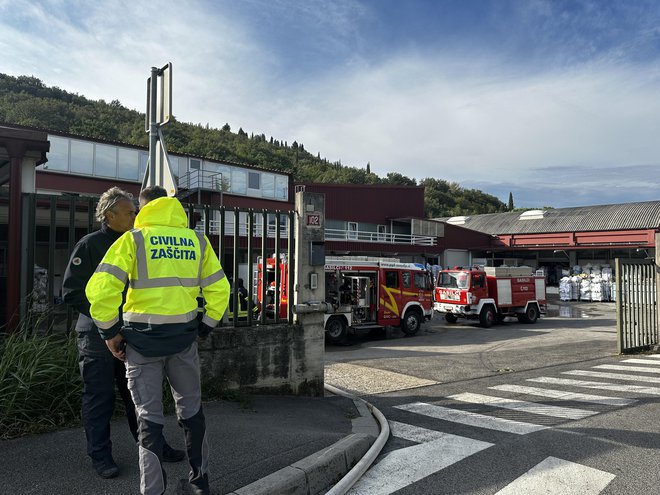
[435, 200, 660, 235]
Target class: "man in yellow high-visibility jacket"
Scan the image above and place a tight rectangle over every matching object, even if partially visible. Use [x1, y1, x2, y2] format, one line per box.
[86, 186, 230, 495]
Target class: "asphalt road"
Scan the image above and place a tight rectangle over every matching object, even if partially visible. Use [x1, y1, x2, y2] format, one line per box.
[325, 298, 660, 495]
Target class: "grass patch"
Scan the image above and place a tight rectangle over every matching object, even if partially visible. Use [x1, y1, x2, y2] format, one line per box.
[0, 327, 81, 439]
[1, 314, 252, 439]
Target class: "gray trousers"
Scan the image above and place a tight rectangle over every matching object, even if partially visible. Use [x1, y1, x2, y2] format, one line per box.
[125, 342, 209, 495]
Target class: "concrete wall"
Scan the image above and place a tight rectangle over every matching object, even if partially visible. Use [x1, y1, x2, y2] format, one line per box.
[197, 323, 325, 396]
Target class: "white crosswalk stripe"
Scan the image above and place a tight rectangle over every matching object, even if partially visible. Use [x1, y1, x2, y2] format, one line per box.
[347, 421, 492, 495]
[621, 358, 660, 366]
[448, 392, 597, 420]
[394, 401, 547, 434]
[595, 364, 660, 374]
[489, 384, 637, 406]
[638, 354, 660, 359]
[528, 376, 660, 395]
[564, 369, 660, 383]
[494, 456, 615, 495]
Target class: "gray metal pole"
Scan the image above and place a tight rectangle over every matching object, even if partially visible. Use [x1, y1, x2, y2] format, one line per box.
[148, 66, 158, 187]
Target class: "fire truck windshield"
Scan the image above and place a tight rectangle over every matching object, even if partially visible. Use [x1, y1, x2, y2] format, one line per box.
[437, 271, 470, 289]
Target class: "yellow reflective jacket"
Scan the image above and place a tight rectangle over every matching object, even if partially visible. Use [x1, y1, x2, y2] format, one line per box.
[86, 197, 230, 355]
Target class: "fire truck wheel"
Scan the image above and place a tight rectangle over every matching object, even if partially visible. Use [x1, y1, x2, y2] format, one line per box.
[522, 304, 539, 324]
[444, 313, 458, 324]
[479, 306, 495, 328]
[325, 317, 347, 343]
[401, 310, 422, 335]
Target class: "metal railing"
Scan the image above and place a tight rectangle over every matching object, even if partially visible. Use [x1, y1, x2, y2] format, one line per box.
[178, 169, 226, 191]
[324, 228, 437, 246]
[14, 193, 295, 332]
[194, 219, 290, 238]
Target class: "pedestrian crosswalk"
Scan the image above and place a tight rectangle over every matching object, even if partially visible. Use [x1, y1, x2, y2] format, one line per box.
[342, 354, 660, 494]
[493, 456, 616, 495]
[488, 384, 636, 406]
[347, 422, 493, 495]
[448, 391, 598, 419]
[395, 401, 548, 435]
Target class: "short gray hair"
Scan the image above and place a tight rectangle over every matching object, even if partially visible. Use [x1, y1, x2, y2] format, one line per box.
[95, 187, 133, 224]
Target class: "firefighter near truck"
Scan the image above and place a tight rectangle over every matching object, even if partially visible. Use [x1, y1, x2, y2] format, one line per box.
[433, 266, 547, 327]
[256, 256, 434, 343]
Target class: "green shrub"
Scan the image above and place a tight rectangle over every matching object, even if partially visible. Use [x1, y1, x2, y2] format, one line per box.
[0, 328, 81, 439]
[0, 316, 250, 439]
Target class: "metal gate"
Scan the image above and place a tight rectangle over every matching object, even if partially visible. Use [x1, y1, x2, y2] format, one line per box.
[11, 192, 294, 332]
[616, 258, 658, 353]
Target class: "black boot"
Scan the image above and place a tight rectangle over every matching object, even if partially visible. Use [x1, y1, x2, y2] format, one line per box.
[163, 442, 186, 463]
[179, 408, 209, 495]
[92, 457, 119, 479]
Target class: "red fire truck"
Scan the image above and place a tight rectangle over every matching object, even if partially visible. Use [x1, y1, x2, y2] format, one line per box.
[433, 266, 546, 327]
[256, 256, 434, 343]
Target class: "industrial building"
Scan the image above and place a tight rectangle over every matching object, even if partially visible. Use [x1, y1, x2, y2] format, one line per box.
[2, 122, 658, 328]
[439, 204, 659, 284]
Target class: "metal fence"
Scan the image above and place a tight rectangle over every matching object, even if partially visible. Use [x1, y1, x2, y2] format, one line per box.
[17, 192, 294, 333]
[615, 258, 658, 353]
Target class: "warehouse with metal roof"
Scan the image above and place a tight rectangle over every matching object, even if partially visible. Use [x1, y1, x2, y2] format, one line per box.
[436, 201, 660, 285]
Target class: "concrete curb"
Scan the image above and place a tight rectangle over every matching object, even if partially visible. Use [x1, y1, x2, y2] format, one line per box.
[226, 397, 379, 495]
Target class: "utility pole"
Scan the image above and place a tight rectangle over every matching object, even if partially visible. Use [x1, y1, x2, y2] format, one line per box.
[143, 62, 177, 195]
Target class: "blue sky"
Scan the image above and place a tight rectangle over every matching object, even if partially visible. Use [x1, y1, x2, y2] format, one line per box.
[1, 0, 659, 208]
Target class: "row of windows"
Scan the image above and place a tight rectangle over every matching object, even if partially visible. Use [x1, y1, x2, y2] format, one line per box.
[384, 270, 432, 290]
[40, 135, 289, 200]
[347, 222, 388, 240]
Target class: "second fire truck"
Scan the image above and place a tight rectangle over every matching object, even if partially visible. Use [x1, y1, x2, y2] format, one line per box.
[433, 266, 546, 327]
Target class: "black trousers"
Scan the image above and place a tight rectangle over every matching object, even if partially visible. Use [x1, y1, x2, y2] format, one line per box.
[77, 332, 138, 463]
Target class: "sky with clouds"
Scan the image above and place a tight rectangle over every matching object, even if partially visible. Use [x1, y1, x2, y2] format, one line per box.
[1, 0, 659, 208]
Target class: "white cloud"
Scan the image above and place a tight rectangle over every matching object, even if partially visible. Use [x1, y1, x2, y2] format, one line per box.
[262, 53, 660, 188]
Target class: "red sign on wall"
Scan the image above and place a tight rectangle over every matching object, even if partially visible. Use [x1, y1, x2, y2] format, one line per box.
[306, 212, 322, 228]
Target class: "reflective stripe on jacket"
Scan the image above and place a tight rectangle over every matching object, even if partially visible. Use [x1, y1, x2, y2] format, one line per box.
[86, 197, 230, 346]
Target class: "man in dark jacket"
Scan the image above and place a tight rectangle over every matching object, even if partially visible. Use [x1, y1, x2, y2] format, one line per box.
[62, 186, 184, 479]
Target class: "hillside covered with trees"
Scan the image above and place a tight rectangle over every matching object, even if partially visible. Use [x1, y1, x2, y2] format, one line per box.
[0, 73, 507, 217]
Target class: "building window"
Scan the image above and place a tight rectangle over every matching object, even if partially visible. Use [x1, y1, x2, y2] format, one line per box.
[139, 152, 149, 180]
[348, 222, 358, 240]
[262, 173, 275, 198]
[190, 158, 201, 170]
[275, 175, 288, 200]
[174, 156, 187, 181]
[118, 148, 139, 180]
[217, 166, 231, 192]
[248, 171, 260, 189]
[70, 140, 94, 175]
[231, 169, 247, 194]
[44, 135, 69, 171]
[94, 144, 117, 178]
